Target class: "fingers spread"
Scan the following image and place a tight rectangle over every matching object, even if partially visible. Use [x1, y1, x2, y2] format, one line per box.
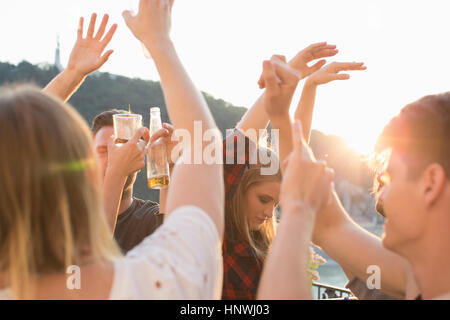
[95, 14, 109, 40]
[86, 13, 97, 39]
[309, 59, 327, 74]
[307, 42, 328, 51]
[312, 48, 339, 59]
[335, 62, 366, 71]
[77, 17, 84, 39]
[101, 24, 118, 48]
[99, 50, 114, 68]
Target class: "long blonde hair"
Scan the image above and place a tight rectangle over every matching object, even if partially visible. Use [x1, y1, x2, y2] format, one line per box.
[226, 150, 282, 261]
[0, 85, 121, 299]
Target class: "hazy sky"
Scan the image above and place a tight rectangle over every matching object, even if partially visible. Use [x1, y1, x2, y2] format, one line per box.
[1, 0, 449, 154]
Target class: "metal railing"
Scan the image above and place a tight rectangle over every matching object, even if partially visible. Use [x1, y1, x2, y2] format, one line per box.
[313, 282, 356, 300]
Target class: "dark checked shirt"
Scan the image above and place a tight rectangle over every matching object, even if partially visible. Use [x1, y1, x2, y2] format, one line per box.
[221, 129, 263, 300]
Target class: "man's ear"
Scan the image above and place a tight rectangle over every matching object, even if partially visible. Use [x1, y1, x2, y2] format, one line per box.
[421, 163, 447, 207]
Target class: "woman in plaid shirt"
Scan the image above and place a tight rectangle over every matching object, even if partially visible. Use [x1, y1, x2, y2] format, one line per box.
[220, 43, 339, 300]
[221, 129, 282, 299]
[221, 43, 365, 299]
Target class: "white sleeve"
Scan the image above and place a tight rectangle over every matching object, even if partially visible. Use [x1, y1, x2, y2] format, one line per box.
[110, 205, 223, 300]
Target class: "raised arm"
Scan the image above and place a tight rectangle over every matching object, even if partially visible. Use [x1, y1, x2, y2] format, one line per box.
[258, 58, 299, 170]
[123, 0, 224, 236]
[103, 128, 149, 232]
[311, 190, 416, 299]
[258, 121, 334, 299]
[294, 61, 366, 142]
[44, 14, 117, 102]
[237, 43, 338, 138]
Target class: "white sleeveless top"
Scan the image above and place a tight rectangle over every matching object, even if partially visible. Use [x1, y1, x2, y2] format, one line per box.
[0, 205, 223, 300]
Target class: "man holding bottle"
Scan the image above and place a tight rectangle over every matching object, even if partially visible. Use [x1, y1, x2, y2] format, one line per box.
[92, 109, 176, 253]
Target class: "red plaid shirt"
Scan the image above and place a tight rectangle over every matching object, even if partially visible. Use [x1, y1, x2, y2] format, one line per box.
[221, 129, 262, 300]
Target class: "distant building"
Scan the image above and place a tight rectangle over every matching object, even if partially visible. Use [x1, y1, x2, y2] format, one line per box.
[54, 36, 63, 72]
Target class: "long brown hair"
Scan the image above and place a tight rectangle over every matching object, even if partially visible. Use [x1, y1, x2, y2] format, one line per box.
[226, 148, 282, 261]
[0, 85, 121, 298]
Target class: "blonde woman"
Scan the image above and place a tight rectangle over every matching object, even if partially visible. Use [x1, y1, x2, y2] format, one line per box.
[0, 0, 224, 300]
[221, 45, 366, 299]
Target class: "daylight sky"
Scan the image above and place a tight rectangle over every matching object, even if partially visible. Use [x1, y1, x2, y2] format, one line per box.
[1, 0, 449, 154]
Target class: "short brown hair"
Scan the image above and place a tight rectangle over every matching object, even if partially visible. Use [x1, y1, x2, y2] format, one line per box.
[91, 109, 128, 135]
[375, 92, 450, 178]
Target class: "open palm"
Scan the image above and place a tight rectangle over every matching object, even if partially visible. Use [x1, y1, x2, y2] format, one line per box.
[67, 14, 117, 76]
[307, 62, 366, 86]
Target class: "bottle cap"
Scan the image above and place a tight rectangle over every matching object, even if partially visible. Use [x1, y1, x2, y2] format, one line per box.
[150, 107, 160, 114]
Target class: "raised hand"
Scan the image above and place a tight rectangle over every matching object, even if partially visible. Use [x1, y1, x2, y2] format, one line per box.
[149, 123, 179, 165]
[67, 14, 118, 77]
[258, 42, 338, 89]
[43, 13, 117, 102]
[289, 42, 338, 77]
[122, 0, 174, 54]
[261, 58, 300, 119]
[294, 61, 366, 142]
[306, 61, 366, 86]
[106, 127, 150, 177]
[280, 121, 334, 216]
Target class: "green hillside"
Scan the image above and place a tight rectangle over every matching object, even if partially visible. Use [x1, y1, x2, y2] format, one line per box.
[0, 61, 374, 202]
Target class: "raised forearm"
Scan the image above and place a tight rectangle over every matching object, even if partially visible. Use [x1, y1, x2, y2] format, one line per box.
[294, 80, 318, 143]
[269, 115, 293, 171]
[258, 203, 314, 300]
[314, 192, 408, 298]
[102, 170, 127, 233]
[43, 69, 86, 102]
[236, 94, 269, 141]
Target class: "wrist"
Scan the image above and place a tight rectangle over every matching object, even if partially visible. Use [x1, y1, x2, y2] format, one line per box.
[304, 78, 318, 90]
[269, 112, 291, 125]
[63, 67, 86, 84]
[105, 164, 128, 182]
[281, 200, 316, 224]
[142, 37, 174, 57]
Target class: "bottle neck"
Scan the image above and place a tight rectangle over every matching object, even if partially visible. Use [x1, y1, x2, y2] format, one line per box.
[150, 114, 162, 135]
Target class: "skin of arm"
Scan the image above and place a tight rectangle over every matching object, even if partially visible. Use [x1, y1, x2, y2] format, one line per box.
[44, 13, 117, 102]
[123, 0, 224, 237]
[312, 190, 410, 299]
[258, 121, 334, 299]
[259, 58, 303, 170]
[103, 128, 149, 233]
[258, 203, 315, 299]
